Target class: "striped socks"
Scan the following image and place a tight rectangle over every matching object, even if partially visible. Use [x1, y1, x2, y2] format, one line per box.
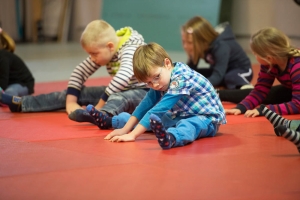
[275, 125, 300, 153]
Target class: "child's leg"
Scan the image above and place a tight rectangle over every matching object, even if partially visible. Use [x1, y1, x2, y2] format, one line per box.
[86, 104, 112, 129]
[260, 104, 300, 136]
[167, 115, 217, 147]
[4, 83, 29, 96]
[0, 89, 22, 112]
[68, 109, 96, 125]
[274, 125, 300, 153]
[112, 112, 131, 129]
[101, 89, 147, 115]
[149, 114, 176, 150]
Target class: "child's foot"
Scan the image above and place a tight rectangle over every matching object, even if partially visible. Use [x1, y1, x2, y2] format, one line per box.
[68, 109, 96, 125]
[86, 104, 112, 129]
[260, 104, 300, 136]
[112, 112, 131, 129]
[274, 125, 300, 153]
[150, 114, 175, 150]
[0, 90, 22, 112]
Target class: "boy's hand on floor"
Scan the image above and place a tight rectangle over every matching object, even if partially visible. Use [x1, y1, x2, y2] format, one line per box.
[104, 129, 127, 140]
[224, 108, 241, 115]
[108, 134, 136, 142]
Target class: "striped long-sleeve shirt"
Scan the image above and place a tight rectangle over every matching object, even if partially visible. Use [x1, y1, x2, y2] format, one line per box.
[236, 57, 300, 115]
[66, 27, 146, 101]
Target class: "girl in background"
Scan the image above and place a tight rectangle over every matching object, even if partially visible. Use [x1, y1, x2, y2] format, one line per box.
[0, 28, 35, 97]
[181, 16, 253, 89]
[224, 27, 300, 117]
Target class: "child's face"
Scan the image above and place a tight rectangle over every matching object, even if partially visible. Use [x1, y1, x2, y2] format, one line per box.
[181, 31, 194, 59]
[83, 44, 113, 66]
[144, 61, 173, 91]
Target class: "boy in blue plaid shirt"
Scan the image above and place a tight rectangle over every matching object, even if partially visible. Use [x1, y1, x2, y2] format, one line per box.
[89, 43, 226, 149]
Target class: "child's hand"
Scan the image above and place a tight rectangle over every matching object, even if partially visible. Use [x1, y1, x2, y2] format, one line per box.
[224, 108, 241, 115]
[104, 129, 126, 140]
[109, 134, 136, 142]
[244, 109, 260, 118]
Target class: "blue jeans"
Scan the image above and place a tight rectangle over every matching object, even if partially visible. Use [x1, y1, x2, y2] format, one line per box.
[21, 86, 105, 112]
[5, 83, 29, 96]
[159, 113, 219, 147]
[101, 89, 148, 115]
[21, 86, 147, 114]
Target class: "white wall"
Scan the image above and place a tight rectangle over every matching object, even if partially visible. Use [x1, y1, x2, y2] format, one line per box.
[231, 0, 300, 51]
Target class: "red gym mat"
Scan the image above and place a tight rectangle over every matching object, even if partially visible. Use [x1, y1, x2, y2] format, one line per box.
[0, 70, 299, 199]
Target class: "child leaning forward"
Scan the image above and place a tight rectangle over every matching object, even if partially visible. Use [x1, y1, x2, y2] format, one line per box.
[90, 42, 227, 149]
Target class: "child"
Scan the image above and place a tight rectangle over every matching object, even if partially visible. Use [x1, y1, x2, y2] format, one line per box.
[181, 16, 253, 89]
[0, 27, 35, 97]
[99, 43, 226, 149]
[223, 27, 300, 117]
[0, 20, 148, 127]
[260, 105, 300, 153]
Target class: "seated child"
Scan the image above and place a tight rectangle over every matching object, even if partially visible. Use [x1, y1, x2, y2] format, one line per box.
[0, 27, 35, 97]
[89, 42, 226, 149]
[0, 20, 148, 126]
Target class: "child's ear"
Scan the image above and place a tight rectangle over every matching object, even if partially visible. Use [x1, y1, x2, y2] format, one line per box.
[107, 42, 115, 52]
[165, 58, 172, 69]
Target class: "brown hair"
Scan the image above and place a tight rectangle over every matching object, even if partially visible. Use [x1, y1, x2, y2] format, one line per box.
[181, 16, 219, 64]
[250, 27, 300, 64]
[0, 28, 16, 52]
[133, 43, 172, 82]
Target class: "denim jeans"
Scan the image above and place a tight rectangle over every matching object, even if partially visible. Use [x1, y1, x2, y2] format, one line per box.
[21, 86, 147, 114]
[21, 86, 106, 112]
[5, 83, 29, 96]
[160, 114, 219, 147]
[101, 89, 148, 115]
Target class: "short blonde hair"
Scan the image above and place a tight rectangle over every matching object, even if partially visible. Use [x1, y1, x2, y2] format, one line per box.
[80, 20, 118, 48]
[0, 28, 16, 52]
[133, 43, 172, 82]
[250, 27, 300, 59]
[181, 16, 218, 64]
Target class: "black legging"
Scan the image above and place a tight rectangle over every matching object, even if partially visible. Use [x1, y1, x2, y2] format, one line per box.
[218, 85, 292, 104]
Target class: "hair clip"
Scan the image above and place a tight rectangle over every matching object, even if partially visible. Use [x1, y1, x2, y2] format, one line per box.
[186, 27, 193, 34]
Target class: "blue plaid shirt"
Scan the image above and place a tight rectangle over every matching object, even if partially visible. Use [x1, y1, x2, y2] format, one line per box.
[133, 62, 226, 129]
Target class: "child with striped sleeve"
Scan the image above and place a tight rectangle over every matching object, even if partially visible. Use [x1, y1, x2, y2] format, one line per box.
[222, 27, 300, 117]
[0, 20, 148, 127]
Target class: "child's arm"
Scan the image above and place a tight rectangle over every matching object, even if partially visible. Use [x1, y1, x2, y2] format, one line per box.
[66, 57, 101, 113]
[104, 115, 146, 142]
[66, 94, 82, 114]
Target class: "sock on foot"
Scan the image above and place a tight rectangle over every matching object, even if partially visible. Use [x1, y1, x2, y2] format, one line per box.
[112, 112, 131, 129]
[149, 114, 175, 150]
[68, 109, 96, 125]
[260, 104, 300, 135]
[0, 92, 22, 112]
[86, 104, 112, 129]
[275, 125, 300, 153]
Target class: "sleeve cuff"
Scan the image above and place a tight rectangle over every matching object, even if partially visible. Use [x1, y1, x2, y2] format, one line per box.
[235, 104, 247, 114]
[67, 87, 81, 98]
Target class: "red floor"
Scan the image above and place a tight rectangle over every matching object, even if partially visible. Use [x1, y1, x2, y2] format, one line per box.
[0, 73, 299, 199]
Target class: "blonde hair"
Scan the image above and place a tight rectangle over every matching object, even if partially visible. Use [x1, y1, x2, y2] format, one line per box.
[250, 27, 300, 64]
[181, 16, 219, 64]
[0, 28, 16, 52]
[80, 20, 118, 48]
[133, 43, 172, 82]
